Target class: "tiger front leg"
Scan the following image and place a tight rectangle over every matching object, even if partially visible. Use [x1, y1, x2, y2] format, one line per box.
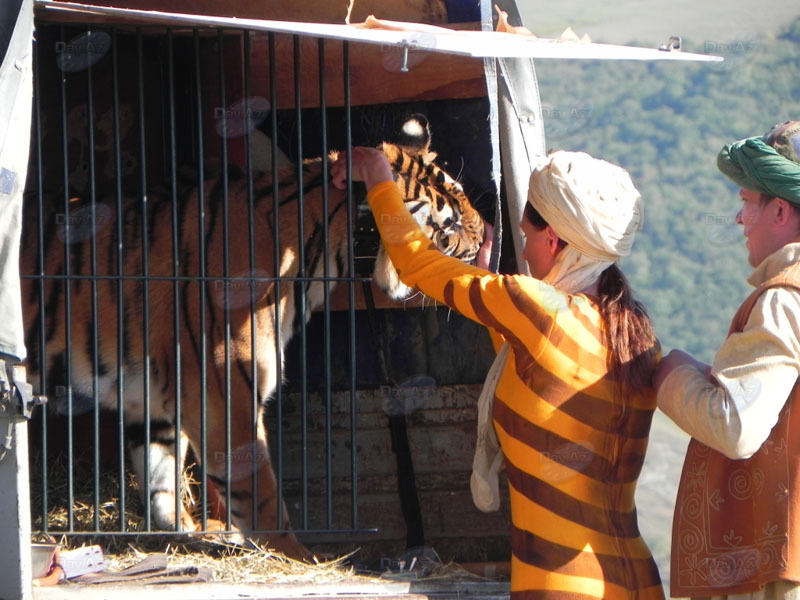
[127, 422, 196, 533]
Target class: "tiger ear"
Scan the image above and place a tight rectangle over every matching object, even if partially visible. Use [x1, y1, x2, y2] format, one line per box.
[393, 114, 436, 163]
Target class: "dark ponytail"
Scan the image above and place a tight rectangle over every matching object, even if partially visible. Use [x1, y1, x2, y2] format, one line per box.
[524, 204, 659, 394]
[597, 264, 659, 396]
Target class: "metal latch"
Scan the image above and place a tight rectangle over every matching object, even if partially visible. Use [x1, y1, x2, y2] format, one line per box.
[0, 359, 47, 461]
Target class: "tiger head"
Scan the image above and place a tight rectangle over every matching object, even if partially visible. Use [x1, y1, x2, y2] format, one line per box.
[370, 114, 485, 300]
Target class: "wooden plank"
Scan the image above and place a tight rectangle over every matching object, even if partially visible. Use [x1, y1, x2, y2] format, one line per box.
[36, 2, 487, 109]
[33, 581, 433, 599]
[270, 384, 512, 564]
[325, 279, 431, 311]
[37, 0, 450, 25]
[244, 32, 486, 109]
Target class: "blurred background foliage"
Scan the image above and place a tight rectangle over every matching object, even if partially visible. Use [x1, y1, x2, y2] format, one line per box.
[533, 15, 800, 362]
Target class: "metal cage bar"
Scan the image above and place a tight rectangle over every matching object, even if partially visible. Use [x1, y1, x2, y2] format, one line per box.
[110, 27, 127, 533]
[268, 29, 286, 533]
[192, 28, 209, 534]
[343, 40, 359, 530]
[32, 23, 48, 534]
[136, 26, 153, 531]
[292, 33, 310, 533]
[216, 26, 234, 533]
[318, 36, 334, 531]
[84, 23, 101, 533]
[27, 22, 372, 543]
[243, 28, 259, 533]
[165, 28, 185, 534]
[56, 23, 75, 533]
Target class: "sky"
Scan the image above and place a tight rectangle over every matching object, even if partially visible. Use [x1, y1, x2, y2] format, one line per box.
[517, 0, 800, 48]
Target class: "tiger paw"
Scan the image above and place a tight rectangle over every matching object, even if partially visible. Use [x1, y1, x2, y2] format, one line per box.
[200, 519, 246, 546]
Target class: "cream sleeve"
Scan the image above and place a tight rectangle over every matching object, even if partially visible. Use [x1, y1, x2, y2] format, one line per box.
[657, 287, 800, 459]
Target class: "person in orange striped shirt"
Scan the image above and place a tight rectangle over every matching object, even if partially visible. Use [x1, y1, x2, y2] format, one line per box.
[332, 147, 664, 599]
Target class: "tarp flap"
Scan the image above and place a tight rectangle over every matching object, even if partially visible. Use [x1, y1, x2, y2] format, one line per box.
[0, 0, 32, 361]
[35, 1, 723, 62]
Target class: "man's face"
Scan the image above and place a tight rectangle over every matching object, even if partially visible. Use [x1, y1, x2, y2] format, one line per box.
[736, 188, 769, 267]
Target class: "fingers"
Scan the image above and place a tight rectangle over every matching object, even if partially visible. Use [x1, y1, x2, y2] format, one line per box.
[330, 147, 394, 191]
[329, 148, 365, 190]
[330, 152, 348, 190]
[653, 348, 709, 390]
[476, 220, 494, 271]
[483, 220, 495, 244]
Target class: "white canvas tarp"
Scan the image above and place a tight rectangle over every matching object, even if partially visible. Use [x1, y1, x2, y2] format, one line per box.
[0, 0, 32, 362]
[36, 0, 722, 63]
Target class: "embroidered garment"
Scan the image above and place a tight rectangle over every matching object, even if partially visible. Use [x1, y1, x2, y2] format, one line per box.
[660, 246, 800, 597]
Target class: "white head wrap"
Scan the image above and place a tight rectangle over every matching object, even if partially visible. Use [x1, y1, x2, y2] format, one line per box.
[526, 151, 643, 293]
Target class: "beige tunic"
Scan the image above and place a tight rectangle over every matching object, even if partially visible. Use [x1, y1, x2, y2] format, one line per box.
[659, 243, 800, 460]
[659, 243, 800, 599]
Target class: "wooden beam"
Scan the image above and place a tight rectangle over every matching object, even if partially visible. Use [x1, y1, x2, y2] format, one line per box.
[325, 279, 431, 312]
[245, 33, 486, 109]
[35, 0, 449, 25]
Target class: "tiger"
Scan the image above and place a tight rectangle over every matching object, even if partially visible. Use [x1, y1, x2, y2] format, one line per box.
[21, 114, 484, 560]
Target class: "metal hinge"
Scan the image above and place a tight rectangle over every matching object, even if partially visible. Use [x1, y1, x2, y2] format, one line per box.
[0, 359, 46, 462]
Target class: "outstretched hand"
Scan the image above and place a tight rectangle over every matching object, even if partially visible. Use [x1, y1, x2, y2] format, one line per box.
[476, 220, 494, 271]
[330, 147, 394, 191]
[653, 349, 711, 391]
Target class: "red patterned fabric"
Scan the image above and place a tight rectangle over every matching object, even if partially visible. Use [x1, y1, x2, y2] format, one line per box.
[671, 262, 800, 597]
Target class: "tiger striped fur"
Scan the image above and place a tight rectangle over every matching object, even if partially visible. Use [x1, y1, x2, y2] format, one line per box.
[370, 115, 484, 299]
[22, 114, 484, 559]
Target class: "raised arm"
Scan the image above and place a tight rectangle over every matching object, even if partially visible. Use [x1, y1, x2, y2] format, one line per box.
[330, 149, 598, 361]
[655, 288, 800, 459]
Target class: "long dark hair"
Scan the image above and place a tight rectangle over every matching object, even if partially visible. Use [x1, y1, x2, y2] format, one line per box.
[524, 204, 658, 394]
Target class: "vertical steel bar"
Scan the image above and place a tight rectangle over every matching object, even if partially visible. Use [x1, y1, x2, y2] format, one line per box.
[32, 31, 48, 533]
[84, 24, 101, 533]
[166, 28, 184, 533]
[110, 27, 127, 533]
[217, 28, 233, 531]
[58, 25, 74, 532]
[293, 34, 308, 531]
[343, 41, 358, 530]
[136, 27, 152, 531]
[317, 37, 333, 530]
[243, 29, 260, 532]
[192, 28, 209, 533]
[268, 31, 284, 532]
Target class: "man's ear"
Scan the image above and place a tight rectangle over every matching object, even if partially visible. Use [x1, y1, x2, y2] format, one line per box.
[773, 197, 795, 227]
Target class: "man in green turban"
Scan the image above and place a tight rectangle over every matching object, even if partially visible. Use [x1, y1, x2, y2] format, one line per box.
[655, 121, 800, 600]
[718, 121, 800, 211]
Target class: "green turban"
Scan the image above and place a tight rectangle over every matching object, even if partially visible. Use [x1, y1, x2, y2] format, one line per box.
[717, 121, 800, 206]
